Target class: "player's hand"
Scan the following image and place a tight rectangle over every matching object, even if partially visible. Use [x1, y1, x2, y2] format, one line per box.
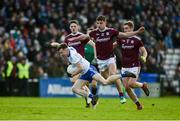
[140, 56, 146, 63]
[137, 26, 145, 34]
[50, 42, 60, 47]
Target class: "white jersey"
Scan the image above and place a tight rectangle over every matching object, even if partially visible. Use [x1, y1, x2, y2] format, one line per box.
[67, 47, 90, 74]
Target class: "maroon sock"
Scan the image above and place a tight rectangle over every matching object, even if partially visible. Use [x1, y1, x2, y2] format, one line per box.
[119, 92, 124, 97]
[142, 84, 145, 88]
[135, 101, 141, 106]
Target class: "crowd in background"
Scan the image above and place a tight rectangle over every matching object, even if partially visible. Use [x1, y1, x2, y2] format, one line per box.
[0, 0, 180, 79]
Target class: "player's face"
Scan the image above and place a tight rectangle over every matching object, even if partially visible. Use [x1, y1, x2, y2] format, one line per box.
[96, 20, 106, 30]
[70, 23, 79, 33]
[59, 48, 69, 57]
[123, 25, 133, 32]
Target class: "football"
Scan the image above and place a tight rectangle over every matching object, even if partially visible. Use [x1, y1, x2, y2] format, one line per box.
[67, 64, 77, 74]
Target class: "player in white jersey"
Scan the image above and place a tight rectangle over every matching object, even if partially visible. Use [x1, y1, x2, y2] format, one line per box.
[50, 42, 137, 108]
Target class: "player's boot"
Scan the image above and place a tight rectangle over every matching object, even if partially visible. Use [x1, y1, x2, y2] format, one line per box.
[136, 101, 143, 110]
[121, 71, 136, 78]
[91, 95, 99, 109]
[86, 94, 93, 106]
[120, 96, 127, 104]
[142, 82, 150, 96]
[137, 104, 143, 110]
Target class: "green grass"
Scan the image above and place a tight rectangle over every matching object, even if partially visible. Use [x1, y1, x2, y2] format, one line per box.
[0, 97, 180, 120]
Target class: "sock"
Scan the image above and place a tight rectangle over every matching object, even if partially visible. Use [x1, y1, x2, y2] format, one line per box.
[135, 101, 141, 106]
[142, 83, 145, 88]
[91, 87, 97, 95]
[119, 92, 124, 97]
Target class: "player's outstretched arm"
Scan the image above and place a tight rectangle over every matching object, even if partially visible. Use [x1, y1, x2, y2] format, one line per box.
[118, 26, 145, 38]
[50, 42, 61, 48]
[70, 34, 90, 42]
[87, 40, 97, 59]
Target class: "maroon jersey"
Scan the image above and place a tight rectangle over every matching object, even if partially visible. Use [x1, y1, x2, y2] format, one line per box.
[65, 32, 89, 57]
[89, 28, 119, 60]
[117, 36, 143, 68]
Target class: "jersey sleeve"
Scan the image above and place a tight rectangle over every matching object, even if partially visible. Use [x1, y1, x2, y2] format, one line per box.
[137, 38, 143, 48]
[64, 37, 68, 44]
[82, 38, 90, 45]
[110, 28, 119, 37]
[89, 31, 95, 39]
[70, 50, 81, 64]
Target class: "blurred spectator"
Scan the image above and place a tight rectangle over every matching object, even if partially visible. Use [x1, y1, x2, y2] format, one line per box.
[0, 0, 179, 78]
[174, 62, 180, 80]
[3, 56, 17, 96]
[164, 30, 174, 49]
[173, 32, 180, 48]
[16, 56, 30, 96]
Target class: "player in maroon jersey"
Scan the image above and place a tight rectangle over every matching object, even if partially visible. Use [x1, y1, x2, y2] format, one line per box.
[64, 20, 98, 108]
[114, 20, 150, 110]
[76, 15, 145, 104]
[64, 20, 96, 58]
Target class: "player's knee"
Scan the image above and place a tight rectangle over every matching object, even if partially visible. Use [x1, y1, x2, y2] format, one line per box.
[124, 84, 131, 90]
[125, 86, 131, 91]
[72, 86, 78, 93]
[128, 80, 136, 87]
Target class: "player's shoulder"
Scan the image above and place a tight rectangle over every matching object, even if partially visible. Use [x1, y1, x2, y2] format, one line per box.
[107, 27, 116, 31]
[129, 35, 142, 41]
[75, 32, 84, 36]
[69, 47, 78, 56]
[65, 34, 71, 39]
[90, 28, 98, 33]
[68, 46, 76, 51]
[65, 32, 83, 38]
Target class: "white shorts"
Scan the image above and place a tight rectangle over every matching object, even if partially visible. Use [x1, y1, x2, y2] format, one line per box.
[121, 67, 140, 78]
[97, 57, 116, 72]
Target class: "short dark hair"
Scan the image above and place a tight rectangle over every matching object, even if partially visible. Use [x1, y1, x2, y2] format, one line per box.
[57, 43, 68, 50]
[96, 15, 106, 21]
[69, 20, 79, 25]
[124, 20, 134, 29]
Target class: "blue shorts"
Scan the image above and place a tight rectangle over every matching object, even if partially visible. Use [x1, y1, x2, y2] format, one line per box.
[80, 65, 98, 83]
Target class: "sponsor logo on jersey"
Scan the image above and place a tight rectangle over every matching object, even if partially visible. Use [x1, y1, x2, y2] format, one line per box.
[96, 37, 110, 42]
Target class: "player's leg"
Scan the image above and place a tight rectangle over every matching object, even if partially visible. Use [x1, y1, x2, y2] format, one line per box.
[122, 77, 142, 110]
[92, 73, 128, 85]
[129, 80, 150, 96]
[127, 67, 150, 96]
[108, 61, 126, 104]
[72, 79, 93, 104]
[90, 65, 99, 96]
[70, 74, 90, 107]
[91, 80, 98, 108]
[91, 80, 98, 95]
[84, 82, 91, 108]
[70, 73, 80, 83]
[100, 69, 109, 79]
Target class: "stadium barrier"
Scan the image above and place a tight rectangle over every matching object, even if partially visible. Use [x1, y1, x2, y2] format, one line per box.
[39, 73, 160, 97]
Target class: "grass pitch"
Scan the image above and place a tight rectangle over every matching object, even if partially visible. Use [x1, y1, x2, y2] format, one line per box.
[0, 97, 179, 120]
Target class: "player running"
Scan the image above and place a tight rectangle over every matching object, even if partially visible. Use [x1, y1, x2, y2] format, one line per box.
[51, 43, 136, 108]
[114, 20, 150, 110]
[64, 20, 98, 107]
[73, 15, 145, 104]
